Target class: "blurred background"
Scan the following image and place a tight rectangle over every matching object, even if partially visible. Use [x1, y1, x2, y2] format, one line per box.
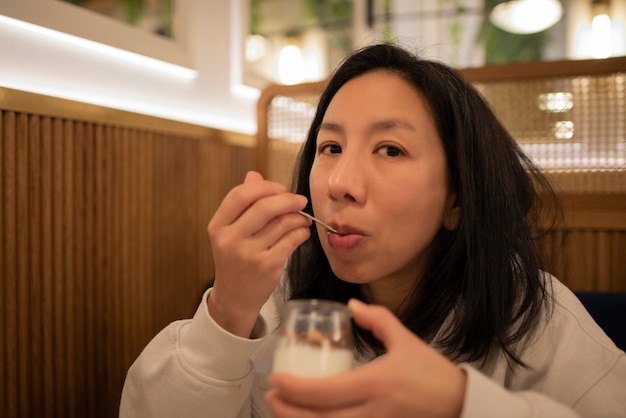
[62, 0, 626, 87]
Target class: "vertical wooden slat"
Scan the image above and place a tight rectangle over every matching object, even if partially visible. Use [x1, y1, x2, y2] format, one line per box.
[71, 120, 86, 417]
[125, 127, 139, 396]
[82, 121, 98, 417]
[112, 124, 122, 414]
[552, 230, 563, 279]
[2, 111, 18, 418]
[613, 232, 622, 291]
[585, 230, 597, 290]
[92, 123, 108, 415]
[119, 126, 132, 401]
[16, 113, 30, 418]
[108, 125, 119, 412]
[181, 136, 199, 317]
[27, 115, 43, 417]
[131, 129, 148, 379]
[563, 231, 580, 290]
[579, 231, 594, 291]
[614, 230, 626, 292]
[138, 128, 154, 353]
[51, 117, 66, 417]
[152, 133, 166, 329]
[198, 138, 217, 291]
[126, 128, 140, 365]
[0, 111, 3, 417]
[560, 230, 572, 288]
[40, 116, 55, 417]
[612, 231, 626, 291]
[62, 119, 76, 418]
[572, 230, 587, 289]
[541, 230, 558, 281]
[596, 231, 610, 290]
[554, 230, 566, 285]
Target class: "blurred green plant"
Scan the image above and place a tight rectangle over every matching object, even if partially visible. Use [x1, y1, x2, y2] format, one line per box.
[250, 0, 261, 34]
[60, 0, 174, 38]
[304, 0, 353, 53]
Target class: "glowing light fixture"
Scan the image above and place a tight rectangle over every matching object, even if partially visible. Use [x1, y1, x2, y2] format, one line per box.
[552, 121, 575, 140]
[591, 0, 612, 58]
[276, 44, 305, 85]
[490, 0, 563, 34]
[538, 92, 574, 112]
[245, 34, 267, 62]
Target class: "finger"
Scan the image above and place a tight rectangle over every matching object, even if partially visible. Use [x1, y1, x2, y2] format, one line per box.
[244, 170, 264, 183]
[209, 175, 286, 229]
[234, 193, 309, 239]
[348, 299, 416, 352]
[268, 372, 369, 409]
[266, 388, 370, 418]
[266, 389, 318, 418]
[254, 214, 311, 253]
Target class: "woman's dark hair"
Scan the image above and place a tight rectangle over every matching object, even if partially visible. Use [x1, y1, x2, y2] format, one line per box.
[286, 43, 560, 367]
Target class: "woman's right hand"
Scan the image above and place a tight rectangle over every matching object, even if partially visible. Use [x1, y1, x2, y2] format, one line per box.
[206, 171, 311, 338]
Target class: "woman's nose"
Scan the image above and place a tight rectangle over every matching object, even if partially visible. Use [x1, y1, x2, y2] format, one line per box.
[327, 152, 366, 204]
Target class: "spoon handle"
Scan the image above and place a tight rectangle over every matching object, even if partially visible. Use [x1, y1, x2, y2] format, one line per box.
[298, 211, 338, 233]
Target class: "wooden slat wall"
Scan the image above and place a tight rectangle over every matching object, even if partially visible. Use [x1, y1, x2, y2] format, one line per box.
[546, 228, 626, 291]
[541, 194, 626, 292]
[1, 96, 254, 418]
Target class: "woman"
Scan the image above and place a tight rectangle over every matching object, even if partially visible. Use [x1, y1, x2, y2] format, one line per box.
[120, 44, 626, 418]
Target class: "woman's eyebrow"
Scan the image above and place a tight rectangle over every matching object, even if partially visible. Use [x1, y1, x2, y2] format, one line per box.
[319, 119, 416, 133]
[319, 122, 342, 132]
[369, 119, 416, 132]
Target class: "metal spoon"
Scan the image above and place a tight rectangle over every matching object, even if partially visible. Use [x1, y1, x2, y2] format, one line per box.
[298, 211, 338, 233]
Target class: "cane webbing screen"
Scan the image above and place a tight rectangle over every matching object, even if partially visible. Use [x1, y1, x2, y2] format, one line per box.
[266, 94, 320, 188]
[475, 73, 625, 193]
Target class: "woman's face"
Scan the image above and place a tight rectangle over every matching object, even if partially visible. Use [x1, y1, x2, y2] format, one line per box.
[309, 70, 455, 306]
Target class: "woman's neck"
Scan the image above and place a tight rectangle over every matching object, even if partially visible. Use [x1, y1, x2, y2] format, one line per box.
[359, 275, 418, 315]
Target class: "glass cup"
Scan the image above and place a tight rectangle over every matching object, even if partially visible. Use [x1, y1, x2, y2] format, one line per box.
[272, 299, 354, 378]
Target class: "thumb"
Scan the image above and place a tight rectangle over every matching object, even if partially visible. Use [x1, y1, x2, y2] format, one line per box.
[244, 170, 264, 183]
[348, 298, 413, 351]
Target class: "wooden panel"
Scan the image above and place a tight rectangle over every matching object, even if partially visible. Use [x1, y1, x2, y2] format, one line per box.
[538, 193, 626, 292]
[459, 55, 626, 82]
[0, 104, 254, 418]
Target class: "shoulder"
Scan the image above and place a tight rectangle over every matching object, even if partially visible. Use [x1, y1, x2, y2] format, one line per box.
[460, 274, 626, 412]
[502, 274, 625, 404]
[545, 275, 619, 353]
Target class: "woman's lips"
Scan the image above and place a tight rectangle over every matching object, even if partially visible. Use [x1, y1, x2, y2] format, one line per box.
[326, 226, 366, 251]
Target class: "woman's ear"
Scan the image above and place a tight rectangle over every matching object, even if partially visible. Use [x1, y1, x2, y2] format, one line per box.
[443, 193, 460, 230]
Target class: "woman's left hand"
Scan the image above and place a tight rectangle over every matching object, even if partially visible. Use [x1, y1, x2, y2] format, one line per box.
[265, 299, 467, 418]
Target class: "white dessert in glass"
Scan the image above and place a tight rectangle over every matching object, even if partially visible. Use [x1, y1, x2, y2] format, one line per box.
[272, 299, 353, 378]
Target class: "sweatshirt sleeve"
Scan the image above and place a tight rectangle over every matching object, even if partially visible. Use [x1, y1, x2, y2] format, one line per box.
[119, 288, 274, 418]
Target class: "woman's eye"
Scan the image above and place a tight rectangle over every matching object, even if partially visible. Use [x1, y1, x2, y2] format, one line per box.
[377, 145, 403, 157]
[320, 143, 342, 154]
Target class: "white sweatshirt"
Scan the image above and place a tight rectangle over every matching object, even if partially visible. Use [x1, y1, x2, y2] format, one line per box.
[119, 277, 626, 418]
